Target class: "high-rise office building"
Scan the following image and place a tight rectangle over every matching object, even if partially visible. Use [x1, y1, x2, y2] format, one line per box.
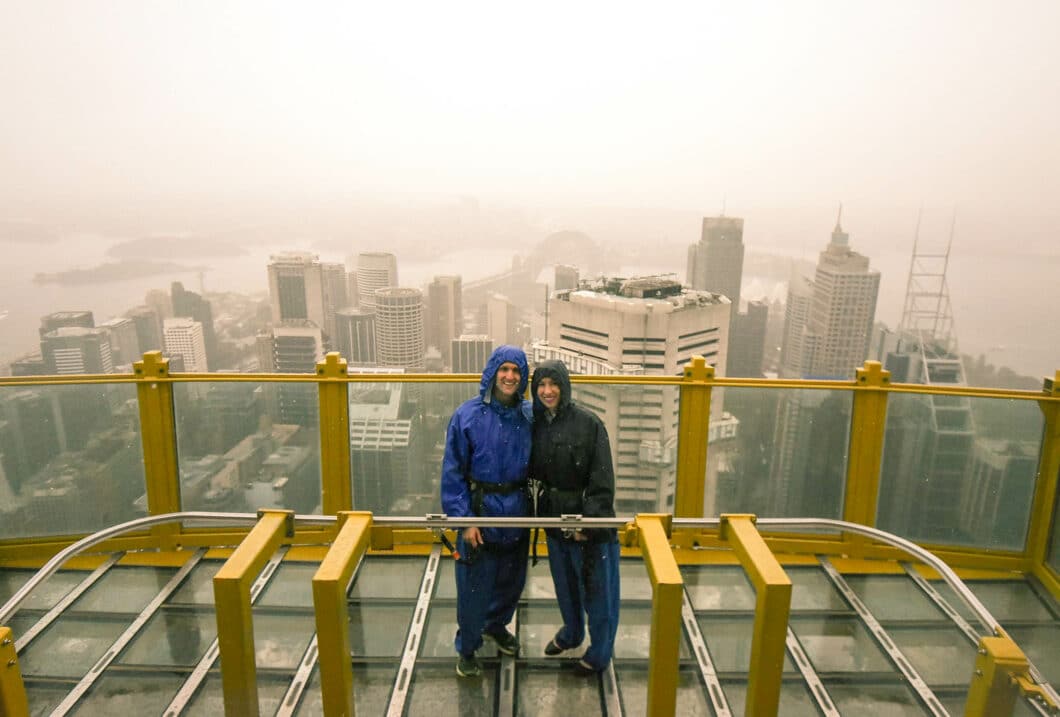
[426, 275, 462, 367]
[769, 215, 881, 515]
[686, 216, 744, 307]
[125, 306, 164, 353]
[267, 252, 328, 336]
[354, 252, 398, 310]
[540, 277, 732, 513]
[40, 327, 114, 375]
[374, 288, 425, 371]
[334, 308, 376, 366]
[486, 293, 520, 349]
[781, 217, 880, 379]
[261, 322, 327, 427]
[163, 318, 209, 373]
[39, 311, 94, 338]
[348, 379, 420, 514]
[321, 262, 348, 340]
[727, 301, 769, 378]
[97, 317, 141, 368]
[451, 335, 494, 373]
[171, 282, 219, 369]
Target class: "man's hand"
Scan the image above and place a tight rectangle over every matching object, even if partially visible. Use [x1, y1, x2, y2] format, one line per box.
[463, 526, 483, 548]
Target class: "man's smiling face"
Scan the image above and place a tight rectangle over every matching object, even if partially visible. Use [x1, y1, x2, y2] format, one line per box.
[492, 361, 521, 403]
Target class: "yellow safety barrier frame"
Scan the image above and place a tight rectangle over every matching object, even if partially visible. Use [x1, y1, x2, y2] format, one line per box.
[637, 514, 682, 716]
[213, 509, 294, 717]
[317, 353, 352, 515]
[675, 357, 713, 518]
[720, 514, 792, 717]
[312, 511, 373, 717]
[0, 625, 28, 717]
[964, 629, 1059, 717]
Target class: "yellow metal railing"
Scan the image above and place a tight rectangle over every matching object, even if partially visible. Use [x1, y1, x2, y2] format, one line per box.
[0, 625, 28, 717]
[213, 509, 295, 717]
[719, 514, 792, 717]
[312, 511, 372, 717]
[1, 353, 1059, 599]
[636, 514, 683, 716]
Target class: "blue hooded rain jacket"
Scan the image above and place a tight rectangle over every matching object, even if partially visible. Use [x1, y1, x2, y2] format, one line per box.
[440, 345, 532, 545]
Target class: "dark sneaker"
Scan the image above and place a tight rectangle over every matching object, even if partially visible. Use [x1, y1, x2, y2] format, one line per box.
[456, 653, 482, 678]
[544, 638, 566, 656]
[485, 629, 520, 656]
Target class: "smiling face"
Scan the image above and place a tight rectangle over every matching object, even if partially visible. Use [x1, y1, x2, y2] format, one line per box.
[536, 376, 561, 413]
[492, 361, 522, 404]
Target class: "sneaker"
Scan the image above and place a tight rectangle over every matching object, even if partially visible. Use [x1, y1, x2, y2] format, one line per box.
[456, 654, 482, 678]
[544, 638, 566, 656]
[485, 629, 520, 656]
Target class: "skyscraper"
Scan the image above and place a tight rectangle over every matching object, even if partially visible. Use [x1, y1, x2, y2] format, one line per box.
[163, 318, 209, 373]
[451, 335, 494, 373]
[39, 311, 94, 338]
[262, 322, 326, 426]
[40, 327, 114, 375]
[769, 214, 880, 515]
[781, 216, 880, 379]
[125, 305, 163, 354]
[267, 252, 328, 335]
[354, 252, 398, 310]
[171, 282, 219, 369]
[321, 262, 349, 340]
[539, 277, 732, 513]
[374, 288, 425, 371]
[97, 317, 141, 368]
[334, 308, 377, 366]
[426, 275, 462, 367]
[686, 216, 744, 306]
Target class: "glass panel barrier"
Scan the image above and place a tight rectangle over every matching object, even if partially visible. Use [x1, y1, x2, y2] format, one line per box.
[0, 383, 145, 539]
[173, 381, 321, 514]
[714, 387, 850, 519]
[877, 394, 1042, 549]
[349, 381, 472, 516]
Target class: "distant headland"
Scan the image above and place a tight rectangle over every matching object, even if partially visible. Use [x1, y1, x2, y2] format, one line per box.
[33, 260, 207, 286]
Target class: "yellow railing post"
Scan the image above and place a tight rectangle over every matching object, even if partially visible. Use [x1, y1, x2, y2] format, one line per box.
[214, 509, 294, 717]
[133, 351, 182, 546]
[1028, 372, 1060, 596]
[963, 631, 1057, 717]
[317, 353, 352, 515]
[842, 360, 891, 527]
[0, 626, 29, 717]
[636, 514, 682, 716]
[720, 514, 791, 717]
[675, 356, 714, 518]
[313, 511, 372, 717]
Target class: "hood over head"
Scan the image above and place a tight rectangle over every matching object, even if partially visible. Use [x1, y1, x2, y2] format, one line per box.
[480, 345, 529, 402]
[531, 359, 572, 413]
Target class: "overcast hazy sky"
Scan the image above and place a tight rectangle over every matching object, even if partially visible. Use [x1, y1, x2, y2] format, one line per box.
[2, 1, 1058, 215]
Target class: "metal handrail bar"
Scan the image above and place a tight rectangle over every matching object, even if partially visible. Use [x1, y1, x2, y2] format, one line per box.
[2, 371, 1054, 403]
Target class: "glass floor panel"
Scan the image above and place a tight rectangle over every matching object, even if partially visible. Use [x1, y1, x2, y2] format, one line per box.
[722, 679, 821, 717]
[0, 568, 88, 612]
[256, 561, 319, 608]
[69, 565, 178, 613]
[295, 663, 398, 716]
[70, 670, 188, 715]
[614, 665, 714, 716]
[184, 670, 293, 716]
[842, 574, 947, 621]
[4, 555, 1058, 715]
[682, 564, 756, 611]
[405, 662, 498, 716]
[117, 608, 217, 667]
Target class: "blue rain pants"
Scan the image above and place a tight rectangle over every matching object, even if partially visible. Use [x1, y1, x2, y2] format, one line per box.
[545, 534, 621, 671]
[454, 531, 529, 657]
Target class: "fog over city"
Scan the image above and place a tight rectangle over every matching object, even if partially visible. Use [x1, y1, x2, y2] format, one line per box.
[1, 1, 1058, 376]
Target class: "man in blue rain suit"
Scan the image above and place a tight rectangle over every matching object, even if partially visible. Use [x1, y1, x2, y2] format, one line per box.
[530, 359, 620, 675]
[441, 344, 532, 678]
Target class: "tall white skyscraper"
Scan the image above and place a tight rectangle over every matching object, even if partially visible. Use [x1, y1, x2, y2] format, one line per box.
[426, 275, 462, 367]
[267, 252, 328, 333]
[374, 288, 425, 370]
[355, 252, 398, 310]
[539, 276, 732, 514]
[163, 318, 208, 372]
